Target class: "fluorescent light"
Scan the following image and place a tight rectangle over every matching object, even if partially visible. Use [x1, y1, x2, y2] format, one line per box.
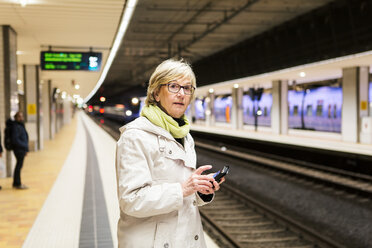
[20, 0, 27, 7]
[84, 0, 138, 103]
[131, 97, 139, 105]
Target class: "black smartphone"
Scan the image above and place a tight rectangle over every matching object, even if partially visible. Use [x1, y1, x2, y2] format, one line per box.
[213, 166, 230, 183]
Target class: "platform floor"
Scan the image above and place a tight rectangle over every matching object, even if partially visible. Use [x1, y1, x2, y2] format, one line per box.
[0, 112, 219, 248]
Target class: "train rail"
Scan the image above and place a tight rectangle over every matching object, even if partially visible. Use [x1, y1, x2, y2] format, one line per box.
[195, 141, 372, 201]
[200, 184, 345, 248]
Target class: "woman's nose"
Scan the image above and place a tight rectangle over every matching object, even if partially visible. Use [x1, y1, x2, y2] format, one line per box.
[177, 87, 186, 96]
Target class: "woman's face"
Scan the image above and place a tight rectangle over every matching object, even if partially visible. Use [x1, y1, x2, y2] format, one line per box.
[155, 77, 194, 118]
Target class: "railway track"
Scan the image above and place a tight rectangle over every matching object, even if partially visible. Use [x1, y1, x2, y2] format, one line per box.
[200, 184, 345, 248]
[195, 141, 372, 201]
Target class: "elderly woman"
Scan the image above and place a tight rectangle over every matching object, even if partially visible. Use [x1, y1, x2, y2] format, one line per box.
[116, 59, 224, 248]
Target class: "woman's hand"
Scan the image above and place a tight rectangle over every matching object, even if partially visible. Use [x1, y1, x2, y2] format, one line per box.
[198, 173, 226, 195]
[181, 165, 214, 197]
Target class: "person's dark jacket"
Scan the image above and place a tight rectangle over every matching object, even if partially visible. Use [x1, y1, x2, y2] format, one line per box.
[0, 132, 3, 153]
[11, 121, 29, 152]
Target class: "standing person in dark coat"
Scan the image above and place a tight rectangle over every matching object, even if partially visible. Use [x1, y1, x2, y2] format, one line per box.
[12, 111, 29, 189]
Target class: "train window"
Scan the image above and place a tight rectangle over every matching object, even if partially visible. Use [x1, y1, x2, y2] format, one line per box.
[333, 104, 337, 118]
[293, 106, 299, 116]
[316, 104, 323, 117]
[306, 105, 313, 116]
[327, 104, 332, 118]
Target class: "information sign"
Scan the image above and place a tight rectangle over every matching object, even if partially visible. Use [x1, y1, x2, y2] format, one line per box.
[40, 51, 102, 71]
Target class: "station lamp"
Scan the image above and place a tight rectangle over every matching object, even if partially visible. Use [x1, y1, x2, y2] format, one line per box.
[17, 80, 22, 85]
[131, 97, 139, 105]
[126, 110, 132, 116]
[233, 84, 239, 88]
[100, 96, 106, 102]
[299, 72, 306, 77]
[75, 84, 80, 90]
[20, 0, 28, 7]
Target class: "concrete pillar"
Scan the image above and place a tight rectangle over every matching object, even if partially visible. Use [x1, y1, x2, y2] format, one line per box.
[272, 80, 288, 135]
[232, 87, 243, 129]
[358, 66, 370, 144]
[206, 92, 215, 127]
[188, 100, 195, 123]
[41, 80, 51, 140]
[342, 67, 369, 143]
[63, 98, 72, 125]
[0, 25, 18, 177]
[24, 65, 43, 150]
[49, 82, 56, 139]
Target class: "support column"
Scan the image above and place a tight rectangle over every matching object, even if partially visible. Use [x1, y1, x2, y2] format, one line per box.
[206, 91, 215, 127]
[232, 86, 243, 129]
[63, 98, 72, 125]
[42, 80, 51, 140]
[358, 66, 371, 144]
[272, 80, 288, 135]
[342, 67, 367, 143]
[0, 26, 18, 177]
[24, 65, 43, 151]
[49, 82, 56, 139]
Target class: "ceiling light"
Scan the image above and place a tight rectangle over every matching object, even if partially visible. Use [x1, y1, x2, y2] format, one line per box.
[131, 97, 139, 105]
[17, 80, 22, 85]
[233, 84, 239, 88]
[100, 96, 106, 102]
[84, 0, 138, 103]
[299, 71, 306, 77]
[75, 84, 80, 90]
[20, 0, 28, 7]
[208, 88, 214, 93]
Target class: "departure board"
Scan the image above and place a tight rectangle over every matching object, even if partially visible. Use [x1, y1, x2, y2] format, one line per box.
[40, 51, 102, 71]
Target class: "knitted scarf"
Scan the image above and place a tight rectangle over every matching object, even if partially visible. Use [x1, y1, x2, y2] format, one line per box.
[140, 105, 190, 138]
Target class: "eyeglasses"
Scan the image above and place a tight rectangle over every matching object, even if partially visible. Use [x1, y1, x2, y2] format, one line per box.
[161, 82, 195, 95]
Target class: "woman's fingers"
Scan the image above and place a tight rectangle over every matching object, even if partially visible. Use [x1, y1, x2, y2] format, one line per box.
[194, 165, 212, 175]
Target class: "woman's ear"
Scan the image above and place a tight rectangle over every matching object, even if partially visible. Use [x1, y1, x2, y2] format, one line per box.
[154, 90, 160, 102]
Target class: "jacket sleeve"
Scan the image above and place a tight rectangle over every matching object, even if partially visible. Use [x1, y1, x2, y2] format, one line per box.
[116, 130, 183, 218]
[196, 192, 214, 206]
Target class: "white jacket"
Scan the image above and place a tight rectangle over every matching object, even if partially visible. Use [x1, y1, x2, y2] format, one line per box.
[116, 117, 213, 248]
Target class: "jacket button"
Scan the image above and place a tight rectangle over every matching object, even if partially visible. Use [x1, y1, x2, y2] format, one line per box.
[194, 235, 199, 240]
[169, 150, 172, 154]
[193, 200, 196, 206]
[164, 243, 169, 248]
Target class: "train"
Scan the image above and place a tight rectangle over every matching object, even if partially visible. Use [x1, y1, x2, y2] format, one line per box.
[89, 83, 372, 133]
[194, 85, 343, 133]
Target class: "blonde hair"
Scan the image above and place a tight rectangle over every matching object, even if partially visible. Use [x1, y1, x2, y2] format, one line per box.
[145, 58, 196, 106]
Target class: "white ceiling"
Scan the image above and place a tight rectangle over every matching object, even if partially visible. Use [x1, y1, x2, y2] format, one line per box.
[0, 0, 125, 99]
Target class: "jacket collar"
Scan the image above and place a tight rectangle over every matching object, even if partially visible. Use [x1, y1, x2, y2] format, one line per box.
[120, 116, 178, 141]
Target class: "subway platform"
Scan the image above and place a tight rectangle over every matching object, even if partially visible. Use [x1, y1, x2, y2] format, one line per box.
[0, 112, 219, 248]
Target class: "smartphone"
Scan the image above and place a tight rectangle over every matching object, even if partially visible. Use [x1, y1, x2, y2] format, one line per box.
[213, 166, 230, 183]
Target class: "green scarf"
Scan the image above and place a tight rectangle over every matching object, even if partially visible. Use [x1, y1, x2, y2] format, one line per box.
[140, 105, 190, 138]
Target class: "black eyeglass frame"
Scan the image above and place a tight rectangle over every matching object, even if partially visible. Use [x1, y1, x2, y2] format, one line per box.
[161, 82, 195, 95]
